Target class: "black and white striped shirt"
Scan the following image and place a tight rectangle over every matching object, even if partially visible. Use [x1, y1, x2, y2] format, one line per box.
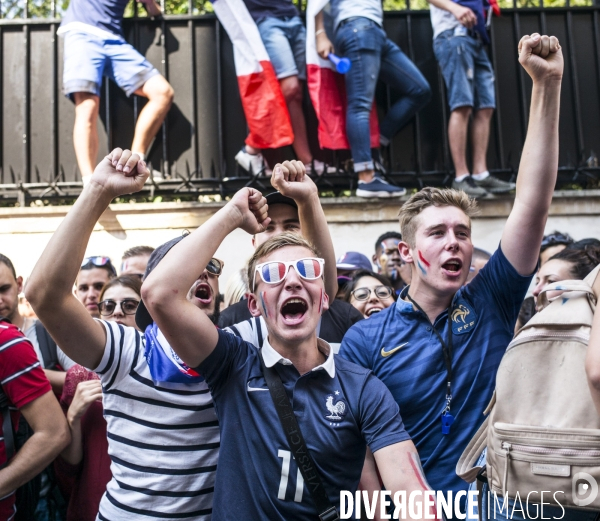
[93, 320, 219, 520]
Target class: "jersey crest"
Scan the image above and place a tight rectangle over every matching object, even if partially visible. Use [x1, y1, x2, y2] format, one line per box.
[451, 302, 477, 335]
[325, 391, 346, 423]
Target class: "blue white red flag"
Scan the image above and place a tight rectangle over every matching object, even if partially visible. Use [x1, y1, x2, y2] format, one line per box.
[144, 323, 205, 384]
[212, 0, 294, 149]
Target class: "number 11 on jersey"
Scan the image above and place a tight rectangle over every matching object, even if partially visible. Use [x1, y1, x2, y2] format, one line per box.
[278, 449, 304, 502]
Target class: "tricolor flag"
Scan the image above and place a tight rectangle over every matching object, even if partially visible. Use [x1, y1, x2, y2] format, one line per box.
[212, 0, 294, 149]
[144, 323, 205, 384]
[306, 0, 379, 150]
[296, 258, 321, 279]
[262, 262, 286, 283]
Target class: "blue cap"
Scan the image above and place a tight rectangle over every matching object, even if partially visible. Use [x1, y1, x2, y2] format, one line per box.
[336, 252, 372, 271]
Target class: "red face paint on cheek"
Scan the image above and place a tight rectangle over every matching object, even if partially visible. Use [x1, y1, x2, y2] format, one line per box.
[418, 251, 431, 268]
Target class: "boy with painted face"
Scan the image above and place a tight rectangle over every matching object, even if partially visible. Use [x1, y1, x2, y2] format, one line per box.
[340, 34, 564, 504]
[143, 168, 436, 519]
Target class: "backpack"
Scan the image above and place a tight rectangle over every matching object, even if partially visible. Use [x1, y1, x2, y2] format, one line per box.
[457, 265, 600, 511]
[34, 320, 59, 370]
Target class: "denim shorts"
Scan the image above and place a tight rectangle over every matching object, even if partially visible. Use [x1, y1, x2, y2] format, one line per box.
[62, 30, 160, 100]
[256, 15, 306, 80]
[433, 29, 495, 112]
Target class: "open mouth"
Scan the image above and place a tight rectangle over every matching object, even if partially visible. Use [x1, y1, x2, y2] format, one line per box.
[442, 259, 463, 275]
[194, 282, 213, 304]
[366, 307, 382, 317]
[280, 297, 308, 324]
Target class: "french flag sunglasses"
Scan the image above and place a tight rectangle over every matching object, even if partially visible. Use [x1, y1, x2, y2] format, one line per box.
[253, 257, 325, 291]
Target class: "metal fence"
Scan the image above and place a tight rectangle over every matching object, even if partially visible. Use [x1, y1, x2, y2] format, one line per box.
[1, 6, 600, 203]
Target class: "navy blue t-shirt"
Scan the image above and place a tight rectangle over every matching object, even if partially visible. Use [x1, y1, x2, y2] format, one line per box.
[199, 330, 410, 520]
[61, 0, 129, 37]
[243, 0, 298, 22]
[339, 246, 532, 498]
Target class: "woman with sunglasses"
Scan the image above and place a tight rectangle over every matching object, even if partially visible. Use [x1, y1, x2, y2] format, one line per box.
[344, 270, 396, 319]
[97, 275, 142, 330]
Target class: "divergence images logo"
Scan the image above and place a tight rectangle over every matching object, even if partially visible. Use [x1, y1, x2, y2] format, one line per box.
[573, 472, 598, 507]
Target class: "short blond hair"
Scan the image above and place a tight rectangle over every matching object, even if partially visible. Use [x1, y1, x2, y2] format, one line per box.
[398, 187, 479, 247]
[247, 232, 321, 292]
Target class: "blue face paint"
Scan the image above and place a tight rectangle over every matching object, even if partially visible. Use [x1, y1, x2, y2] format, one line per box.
[417, 260, 427, 276]
[260, 292, 269, 318]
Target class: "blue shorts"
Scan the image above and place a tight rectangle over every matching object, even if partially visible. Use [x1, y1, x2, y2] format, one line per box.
[62, 30, 160, 100]
[256, 16, 306, 80]
[433, 29, 495, 112]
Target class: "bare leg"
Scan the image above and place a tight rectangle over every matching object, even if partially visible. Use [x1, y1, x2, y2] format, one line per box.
[471, 108, 494, 174]
[358, 170, 375, 182]
[73, 92, 100, 179]
[279, 75, 312, 164]
[131, 75, 174, 156]
[448, 106, 472, 177]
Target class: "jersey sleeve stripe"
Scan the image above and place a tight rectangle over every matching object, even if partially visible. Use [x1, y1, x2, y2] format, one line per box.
[104, 323, 125, 391]
[0, 338, 28, 353]
[0, 361, 41, 385]
[104, 388, 216, 412]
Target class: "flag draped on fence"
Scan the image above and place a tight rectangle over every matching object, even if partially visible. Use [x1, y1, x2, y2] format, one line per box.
[212, 0, 294, 149]
[306, 0, 379, 150]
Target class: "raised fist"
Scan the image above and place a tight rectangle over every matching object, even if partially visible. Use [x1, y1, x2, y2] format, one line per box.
[89, 148, 149, 199]
[518, 34, 563, 84]
[228, 187, 270, 235]
[271, 160, 317, 205]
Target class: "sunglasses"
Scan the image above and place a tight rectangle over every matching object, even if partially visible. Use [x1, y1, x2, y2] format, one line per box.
[81, 256, 117, 276]
[253, 257, 325, 291]
[351, 285, 393, 301]
[540, 233, 572, 249]
[98, 298, 140, 316]
[206, 258, 224, 277]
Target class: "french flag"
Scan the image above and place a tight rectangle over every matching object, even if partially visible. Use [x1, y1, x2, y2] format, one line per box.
[297, 259, 320, 278]
[212, 0, 294, 149]
[306, 0, 379, 150]
[262, 262, 286, 283]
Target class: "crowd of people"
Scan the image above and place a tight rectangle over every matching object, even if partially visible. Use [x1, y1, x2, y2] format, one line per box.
[2, 29, 600, 521]
[56, 0, 518, 199]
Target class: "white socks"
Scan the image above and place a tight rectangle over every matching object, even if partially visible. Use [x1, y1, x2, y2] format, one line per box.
[455, 173, 470, 182]
[472, 171, 490, 181]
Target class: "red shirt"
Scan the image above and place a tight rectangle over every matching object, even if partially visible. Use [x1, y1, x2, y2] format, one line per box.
[0, 321, 52, 521]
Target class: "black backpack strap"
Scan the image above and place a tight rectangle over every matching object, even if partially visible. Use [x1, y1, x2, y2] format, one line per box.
[34, 321, 58, 369]
[0, 384, 15, 469]
[258, 350, 339, 521]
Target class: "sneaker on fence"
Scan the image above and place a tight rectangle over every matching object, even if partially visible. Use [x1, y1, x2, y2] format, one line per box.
[473, 172, 515, 194]
[235, 147, 270, 176]
[452, 175, 489, 198]
[356, 177, 407, 198]
[305, 159, 325, 176]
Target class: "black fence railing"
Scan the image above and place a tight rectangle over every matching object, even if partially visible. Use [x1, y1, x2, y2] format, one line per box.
[1, 7, 600, 204]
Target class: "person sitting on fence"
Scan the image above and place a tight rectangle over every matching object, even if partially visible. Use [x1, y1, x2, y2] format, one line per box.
[57, 0, 174, 183]
[235, 0, 326, 176]
[315, 0, 432, 198]
[426, 0, 514, 197]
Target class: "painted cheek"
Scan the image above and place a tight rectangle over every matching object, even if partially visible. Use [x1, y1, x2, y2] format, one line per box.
[418, 251, 431, 268]
[417, 260, 427, 276]
[318, 289, 323, 313]
[260, 292, 269, 318]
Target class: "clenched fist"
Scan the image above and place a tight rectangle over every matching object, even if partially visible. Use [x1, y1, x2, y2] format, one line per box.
[519, 33, 563, 84]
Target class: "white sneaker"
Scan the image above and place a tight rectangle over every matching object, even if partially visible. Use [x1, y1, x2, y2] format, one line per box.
[305, 159, 337, 176]
[235, 148, 269, 175]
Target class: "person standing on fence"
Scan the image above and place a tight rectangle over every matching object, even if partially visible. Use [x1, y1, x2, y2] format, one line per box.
[314, 0, 432, 198]
[427, 0, 514, 197]
[57, 0, 174, 183]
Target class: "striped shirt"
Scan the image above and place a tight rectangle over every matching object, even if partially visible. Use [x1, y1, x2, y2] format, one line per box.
[0, 321, 52, 521]
[92, 320, 219, 520]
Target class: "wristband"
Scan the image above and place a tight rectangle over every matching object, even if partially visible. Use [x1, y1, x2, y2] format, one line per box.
[315, 29, 326, 36]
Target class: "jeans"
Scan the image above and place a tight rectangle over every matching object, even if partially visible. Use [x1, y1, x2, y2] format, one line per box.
[256, 15, 306, 80]
[334, 17, 431, 172]
[433, 28, 495, 112]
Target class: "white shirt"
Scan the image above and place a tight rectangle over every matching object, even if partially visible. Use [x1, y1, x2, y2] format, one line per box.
[91, 320, 219, 521]
[430, 4, 460, 39]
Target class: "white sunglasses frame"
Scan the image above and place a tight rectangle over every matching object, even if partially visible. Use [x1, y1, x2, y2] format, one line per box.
[252, 257, 325, 291]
